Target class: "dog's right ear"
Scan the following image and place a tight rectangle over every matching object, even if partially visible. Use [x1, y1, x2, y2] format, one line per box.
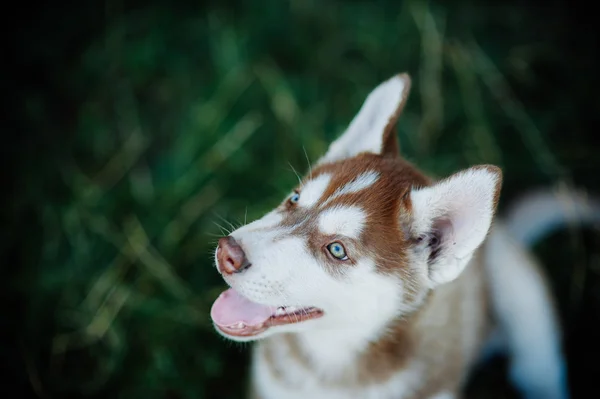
[318, 73, 412, 164]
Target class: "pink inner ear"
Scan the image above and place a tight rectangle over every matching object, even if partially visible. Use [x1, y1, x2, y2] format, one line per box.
[432, 216, 454, 245]
[423, 216, 453, 264]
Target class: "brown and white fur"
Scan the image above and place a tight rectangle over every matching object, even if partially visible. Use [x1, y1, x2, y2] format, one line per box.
[210, 73, 596, 398]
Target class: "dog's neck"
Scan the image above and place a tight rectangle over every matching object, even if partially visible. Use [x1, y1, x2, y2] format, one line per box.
[293, 303, 421, 375]
[255, 297, 429, 387]
[295, 323, 390, 372]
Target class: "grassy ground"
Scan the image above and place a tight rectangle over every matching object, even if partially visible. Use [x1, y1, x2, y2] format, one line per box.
[5, 0, 600, 398]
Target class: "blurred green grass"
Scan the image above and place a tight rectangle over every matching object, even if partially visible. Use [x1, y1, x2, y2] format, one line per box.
[5, 0, 600, 398]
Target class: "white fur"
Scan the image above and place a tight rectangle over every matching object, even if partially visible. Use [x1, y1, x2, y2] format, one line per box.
[295, 258, 407, 369]
[484, 223, 568, 399]
[254, 345, 426, 399]
[298, 173, 332, 208]
[429, 392, 455, 399]
[505, 188, 600, 246]
[318, 205, 366, 239]
[237, 210, 283, 233]
[226, 229, 402, 340]
[410, 167, 500, 287]
[319, 75, 409, 164]
[324, 171, 380, 204]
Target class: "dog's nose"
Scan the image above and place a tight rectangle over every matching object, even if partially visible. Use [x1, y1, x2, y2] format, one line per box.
[217, 236, 251, 275]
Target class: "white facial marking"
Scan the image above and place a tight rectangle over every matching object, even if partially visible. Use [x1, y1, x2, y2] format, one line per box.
[298, 173, 332, 208]
[233, 210, 283, 235]
[318, 206, 366, 239]
[257, 210, 284, 227]
[297, 258, 409, 367]
[324, 171, 379, 205]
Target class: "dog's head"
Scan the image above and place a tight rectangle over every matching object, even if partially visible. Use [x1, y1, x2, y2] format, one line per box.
[210, 73, 502, 342]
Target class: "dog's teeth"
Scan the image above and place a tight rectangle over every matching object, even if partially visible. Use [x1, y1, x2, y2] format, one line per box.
[275, 307, 286, 316]
[274, 306, 306, 316]
[235, 322, 245, 329]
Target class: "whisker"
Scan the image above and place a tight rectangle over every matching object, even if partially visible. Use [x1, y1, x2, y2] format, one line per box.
[302, 145, 313, 181]
[212, 221, 231, 236]
[287, 162, 304, 188]
[213, 212, 236, 233]
[299, 306, 309, 322]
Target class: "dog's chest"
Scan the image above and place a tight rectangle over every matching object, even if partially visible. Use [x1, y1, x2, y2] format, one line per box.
[251, 347, 427, 399]
[249, 333, 440, 399]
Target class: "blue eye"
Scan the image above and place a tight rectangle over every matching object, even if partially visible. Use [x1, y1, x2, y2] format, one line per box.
[327, 242, 348, 260]
[289, 192, 300, 204]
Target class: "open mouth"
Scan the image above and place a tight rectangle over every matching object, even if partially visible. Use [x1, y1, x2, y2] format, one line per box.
[210, 288, 324, 337]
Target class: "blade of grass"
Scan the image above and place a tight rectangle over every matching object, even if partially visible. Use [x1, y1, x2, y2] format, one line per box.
[447, 41, 503, 165]
[160, 182, 222, 252]
[411, 1, 446, 155]
[469, 39, 568, 180]
[123, 215, 193, 300]
[167, 111, 263, 205]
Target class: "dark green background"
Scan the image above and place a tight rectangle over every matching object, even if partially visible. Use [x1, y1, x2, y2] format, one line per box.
[4, 0, 600, 398]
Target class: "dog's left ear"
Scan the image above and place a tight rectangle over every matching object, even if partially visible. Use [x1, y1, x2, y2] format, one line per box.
[408, 165, 503, 288]
[318, 73, 411, 164]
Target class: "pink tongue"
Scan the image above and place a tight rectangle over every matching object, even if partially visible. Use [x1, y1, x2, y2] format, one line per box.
[210, 288, 275, 327]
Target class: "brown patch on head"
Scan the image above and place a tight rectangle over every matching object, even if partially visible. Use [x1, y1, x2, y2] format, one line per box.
[273, 153, 431, 284]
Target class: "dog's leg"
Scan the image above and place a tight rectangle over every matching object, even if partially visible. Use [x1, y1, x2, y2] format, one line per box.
[483, 223, 568, 399]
